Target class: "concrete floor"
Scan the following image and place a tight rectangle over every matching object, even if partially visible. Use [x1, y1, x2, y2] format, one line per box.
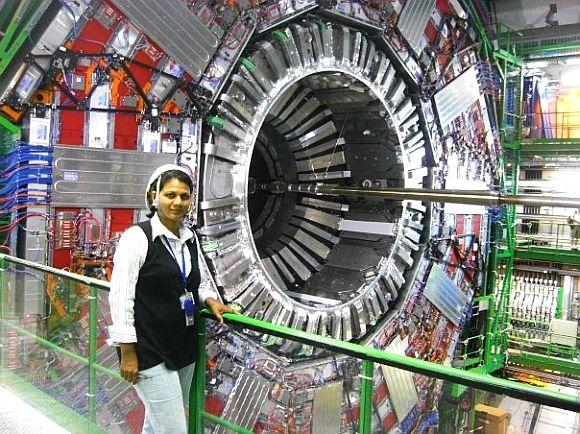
[501, 385, 580, 434]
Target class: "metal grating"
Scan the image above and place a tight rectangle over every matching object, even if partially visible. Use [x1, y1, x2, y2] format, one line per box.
[434, 66, 480, 128]
[214, 370, 270, 433]
[52, 146, 175, 208]
[423, 265, 469, 326]
[397, 0, 436, 55]
[110, 0, 219, 77]
[380, 336, 419, 422]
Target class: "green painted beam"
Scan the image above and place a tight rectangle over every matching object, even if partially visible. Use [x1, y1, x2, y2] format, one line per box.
[522, 138, 580, 145]
[520, 139, 580, 156]
[555, 287, 564, 319]
[0, 2, 20, 33]
[519, 42, 580, 57]
[493, 49, 522, 66]
[0, 1, 49, 77]
[509, 352, 580, 378]
[514, 247, 580, 265]
[449, 382, 468, 398]
[0, 114, 20, 135]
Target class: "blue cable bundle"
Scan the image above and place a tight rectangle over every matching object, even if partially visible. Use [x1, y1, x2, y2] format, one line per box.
[0, 141, 53, 215]
[487, 206, 505, 224]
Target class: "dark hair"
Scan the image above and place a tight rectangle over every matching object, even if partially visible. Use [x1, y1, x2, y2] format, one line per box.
[146, 170, 194, 218]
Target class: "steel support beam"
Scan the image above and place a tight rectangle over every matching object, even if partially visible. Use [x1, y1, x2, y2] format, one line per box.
[277, 183, 580, 208]
[509, 351, 580, 378]
[514, 247, 580, 265]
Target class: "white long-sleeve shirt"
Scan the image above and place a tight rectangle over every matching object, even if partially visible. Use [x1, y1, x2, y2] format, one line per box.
[107, 214, 217, 344]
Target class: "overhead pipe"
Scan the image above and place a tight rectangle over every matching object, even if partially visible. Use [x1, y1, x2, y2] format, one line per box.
[274, 183, 580, 208]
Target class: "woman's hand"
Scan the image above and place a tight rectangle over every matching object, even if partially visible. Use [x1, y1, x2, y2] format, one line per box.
[205, 297, 238, 324]
[119, 343, 139, 384]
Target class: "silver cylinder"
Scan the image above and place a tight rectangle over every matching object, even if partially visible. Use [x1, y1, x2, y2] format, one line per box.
[285, 184, 580, 208]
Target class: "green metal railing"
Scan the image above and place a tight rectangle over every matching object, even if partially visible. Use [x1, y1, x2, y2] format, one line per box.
[480, 20, 523, 375]
[514, 221, 580, 265]
[0, 253, 120, 432]
[190, 311, 580, 433]
[517, 221, 580, 251]
[2, 253, 579, 434]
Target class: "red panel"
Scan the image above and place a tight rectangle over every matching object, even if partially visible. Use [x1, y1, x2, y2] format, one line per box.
[342, 406, 360, 425]
[134, 48, 158, 69]
[110, 209, 135, 235]
[472, 215, 481, 235]
[373, 381, 388, 405]
[425, 21, 438, 42]
[70, 19, 112, 53]
[205, 396, 225, 416]
[59, 111, 84, 145]
[127, 54, 156, 91]
[52, 207, 80, 269]
[113, 113, 139, 150]
[59, 110, 85, 146]
[124, 403, 145, 434]
[436, 0, 456, 16]
[447, 248, 460, 276]
[52, 245, 73, 269]
[383, 411, 397, 432]
[455, 215, 465, 235]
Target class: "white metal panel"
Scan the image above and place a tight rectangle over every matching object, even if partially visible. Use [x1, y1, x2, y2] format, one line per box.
[434, 66, 480, 127]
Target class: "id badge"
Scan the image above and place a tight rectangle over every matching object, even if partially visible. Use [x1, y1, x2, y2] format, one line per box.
[180, 291, 195, 327]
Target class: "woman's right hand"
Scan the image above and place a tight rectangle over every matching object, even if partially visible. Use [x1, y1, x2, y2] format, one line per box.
[119, 343, 139, 384]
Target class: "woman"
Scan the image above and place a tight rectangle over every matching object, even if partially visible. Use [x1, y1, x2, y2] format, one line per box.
[108, 164, 235, 433]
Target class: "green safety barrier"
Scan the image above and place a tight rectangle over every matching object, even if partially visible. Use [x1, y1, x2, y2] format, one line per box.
[1, 253, 579, 434]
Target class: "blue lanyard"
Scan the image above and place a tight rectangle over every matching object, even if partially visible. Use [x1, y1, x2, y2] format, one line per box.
[164, 236, 187, 291]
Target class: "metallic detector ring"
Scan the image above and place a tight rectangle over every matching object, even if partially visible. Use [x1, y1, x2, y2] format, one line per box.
[199, 21, 430, 352]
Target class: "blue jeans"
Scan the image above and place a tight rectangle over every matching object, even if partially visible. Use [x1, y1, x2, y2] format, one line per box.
[134, 362, 195, 434]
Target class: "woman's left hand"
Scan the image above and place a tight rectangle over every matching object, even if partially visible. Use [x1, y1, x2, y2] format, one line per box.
[205, 297, 238, 324]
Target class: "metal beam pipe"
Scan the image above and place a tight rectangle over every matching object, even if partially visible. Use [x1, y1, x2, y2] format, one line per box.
[283, 184, 580, 208]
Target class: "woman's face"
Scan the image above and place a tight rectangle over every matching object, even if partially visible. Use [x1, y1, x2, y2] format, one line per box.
[154, 178, 191, 224]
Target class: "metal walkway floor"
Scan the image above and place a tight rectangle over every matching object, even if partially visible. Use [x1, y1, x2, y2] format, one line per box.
[0, 386, 69, 434]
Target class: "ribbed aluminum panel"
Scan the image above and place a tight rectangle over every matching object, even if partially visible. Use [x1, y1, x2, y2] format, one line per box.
[380, 336, 419, 422]
[424, 265, 469, 326]
[434, 66, 480, 127]
[110, 0, 219, 77]
[214, 370, 270, 433]
[52, 146, 175, 208]
[312, 382, 343, 434]
[397, 0, 436, 54]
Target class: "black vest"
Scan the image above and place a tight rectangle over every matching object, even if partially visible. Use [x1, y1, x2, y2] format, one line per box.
[132, 220, 201, 370]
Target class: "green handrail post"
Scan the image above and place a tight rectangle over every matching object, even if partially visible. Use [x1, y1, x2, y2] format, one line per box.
[359, 360, 374, 434]
[555, 287, 564, 319]
[88, 284, 98, 425]
[483, 221, 500, 371]
[189, 313, 207, 434]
